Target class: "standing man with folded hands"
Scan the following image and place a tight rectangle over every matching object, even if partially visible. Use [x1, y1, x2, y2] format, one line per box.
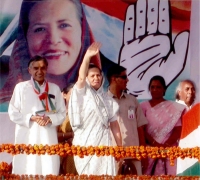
[8, 55, 66, 176]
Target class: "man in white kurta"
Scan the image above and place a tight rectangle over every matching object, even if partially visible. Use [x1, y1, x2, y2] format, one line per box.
[8, 56, 66, 175]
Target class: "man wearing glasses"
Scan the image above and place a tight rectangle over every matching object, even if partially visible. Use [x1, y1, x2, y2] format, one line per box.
[107, 65, 148, 175]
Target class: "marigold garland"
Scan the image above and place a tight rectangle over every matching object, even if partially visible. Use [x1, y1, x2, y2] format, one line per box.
[0, 170, 200, 180]
[0, 162, 12, 173]
[1, 145, 200, 179]
[1, 144, 200, 165]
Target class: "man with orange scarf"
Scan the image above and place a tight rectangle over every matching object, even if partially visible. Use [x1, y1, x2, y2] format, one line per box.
[8, 55, 66, 176]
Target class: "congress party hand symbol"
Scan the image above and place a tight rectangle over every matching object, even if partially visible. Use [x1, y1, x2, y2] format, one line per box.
[119, 0, 189, 98]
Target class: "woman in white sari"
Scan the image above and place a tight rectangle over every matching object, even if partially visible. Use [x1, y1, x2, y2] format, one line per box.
[68, 42, 122, 175]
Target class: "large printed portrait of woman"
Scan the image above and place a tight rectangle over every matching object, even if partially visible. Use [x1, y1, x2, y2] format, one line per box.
[0, 0, 198, 111]
[0, 0, 200, 176]
[0, 0, 101, 106]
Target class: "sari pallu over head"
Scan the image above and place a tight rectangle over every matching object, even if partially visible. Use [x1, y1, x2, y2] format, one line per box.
[0, 0, 101, 103]
[69, 77, 112, 130]
[68, 77, 118, 175]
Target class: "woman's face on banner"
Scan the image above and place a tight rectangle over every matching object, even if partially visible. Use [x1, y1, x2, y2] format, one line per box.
[26, 0, 82, 75]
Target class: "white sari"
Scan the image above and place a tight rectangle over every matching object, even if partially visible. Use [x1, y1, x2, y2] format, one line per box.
[68, 80, 119, 175]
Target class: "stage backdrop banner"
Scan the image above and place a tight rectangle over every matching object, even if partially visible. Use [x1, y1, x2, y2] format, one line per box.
[0, 0, 199, 176]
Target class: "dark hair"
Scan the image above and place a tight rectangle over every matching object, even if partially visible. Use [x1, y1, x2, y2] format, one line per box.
[28, 55, 48, 67]
[20, 0, 82, 36]
[107, 65, 126, 84]
[148, 75, 167, 95]
[175, 79, 196, 100]
[87, 63, 102, 75]
[62, 83, 74, 94]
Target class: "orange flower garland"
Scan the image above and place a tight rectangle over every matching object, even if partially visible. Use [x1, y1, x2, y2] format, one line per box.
[1, 167, 200, 180]
[1, 144, 200, 179]
[0, 162, 12, 173]
[1, 144, 200, 164]
[0, 162, 199, 180]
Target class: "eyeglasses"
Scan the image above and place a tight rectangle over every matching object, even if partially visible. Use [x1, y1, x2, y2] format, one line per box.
[115, 75, 128, 80]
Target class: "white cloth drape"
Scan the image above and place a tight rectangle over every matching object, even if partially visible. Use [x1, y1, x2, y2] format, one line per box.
[68, 81, 119, 175]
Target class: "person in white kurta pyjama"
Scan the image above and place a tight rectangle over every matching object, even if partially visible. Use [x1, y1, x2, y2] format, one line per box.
[68, 42, 122, 175]
[8, 55, 66, 176]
